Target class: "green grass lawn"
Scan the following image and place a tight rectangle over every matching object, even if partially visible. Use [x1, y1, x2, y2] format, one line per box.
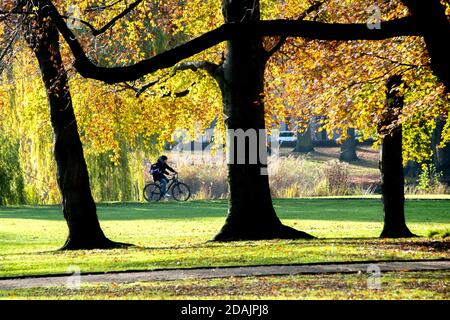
[0, 199, 449, 279]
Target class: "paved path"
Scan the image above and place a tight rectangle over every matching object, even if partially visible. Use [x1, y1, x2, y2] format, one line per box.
[1, 260, 449, 289]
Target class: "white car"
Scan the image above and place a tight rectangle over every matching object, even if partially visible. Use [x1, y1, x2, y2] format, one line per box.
[277, 131, 297, 145]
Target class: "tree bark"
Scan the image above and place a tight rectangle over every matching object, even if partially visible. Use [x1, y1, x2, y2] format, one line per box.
[294, 125, 314, 153]
[213, 0, 313, 241]
[339, 128, 358, 162]
[401, 0, 450, 91]
[22, 3, 124, 250]
[378, 76, 416, 238]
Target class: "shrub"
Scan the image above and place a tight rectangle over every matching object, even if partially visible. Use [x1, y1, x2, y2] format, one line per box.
[324, 160, 351, 196]
[418, 163, 444, 192]
[405, 163, 449, 195]
[0, 133, 25, 205]
[167, 153, 361, 199]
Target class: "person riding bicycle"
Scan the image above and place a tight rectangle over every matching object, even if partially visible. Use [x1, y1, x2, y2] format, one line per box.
[150, 155, 177, 197]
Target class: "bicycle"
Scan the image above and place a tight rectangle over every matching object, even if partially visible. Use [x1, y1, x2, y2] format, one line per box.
[143, 173, 191, 202]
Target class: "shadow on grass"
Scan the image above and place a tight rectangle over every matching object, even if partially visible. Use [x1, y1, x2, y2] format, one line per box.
[3, 237, 449, 257]
[350, 158, 379, 169]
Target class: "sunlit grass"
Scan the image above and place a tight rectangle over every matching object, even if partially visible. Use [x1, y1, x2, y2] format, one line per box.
[0, 199, 449, 278]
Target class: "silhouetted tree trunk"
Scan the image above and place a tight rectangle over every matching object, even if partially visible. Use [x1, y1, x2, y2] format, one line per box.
[22, 3, 122, 250]
[294, 125, 314, 153]
[213, 0, 313, 240]
[378, 75, 415, 238]
[339, 128, 358, 162]
[401, 0, 450, 91]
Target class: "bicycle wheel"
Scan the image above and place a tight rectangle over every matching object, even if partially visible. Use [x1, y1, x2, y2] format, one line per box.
[171, 182, 191, 201]
[143, 183, 162, 202]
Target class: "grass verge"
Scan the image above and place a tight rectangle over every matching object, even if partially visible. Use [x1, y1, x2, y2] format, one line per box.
[0, 199, 449, 278]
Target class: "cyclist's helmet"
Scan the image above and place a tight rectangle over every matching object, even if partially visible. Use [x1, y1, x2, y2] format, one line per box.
[158, 155, 168, 162]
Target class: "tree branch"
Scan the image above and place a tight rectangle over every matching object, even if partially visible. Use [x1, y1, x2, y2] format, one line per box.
[0, 0, 29, 22]
[135, 78, 161, 96]
[162, 82, 197, 98]
[256, 18, 420, 40]
[264, 1, 324, 60]
[0, 27, 20, 65]
[174, 60, 225, 92]
[337, 64, 414, 95]
[87, 0, 145, 36]
[60, 0, 145, 36]
[41, 0, 421, 84]
[84, 0, 123, 13]
[122, 73, 175, 97]
[120, 77, 199, 99]
[123, 61, 221, 98]
[174, 61, 223, 80]
[174, 61, 220, 74]
[358, 52, 428, 68]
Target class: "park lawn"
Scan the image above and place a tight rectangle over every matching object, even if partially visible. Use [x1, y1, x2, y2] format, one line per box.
[0, 199, 449, 278]
[0, 271, 448, 300]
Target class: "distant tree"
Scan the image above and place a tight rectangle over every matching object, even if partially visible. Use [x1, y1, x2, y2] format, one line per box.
[294, 125, 314, 153]
[339, 128, 358, 163]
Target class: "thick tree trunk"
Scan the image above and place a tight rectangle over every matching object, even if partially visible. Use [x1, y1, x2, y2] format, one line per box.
[402, 0, 450, 91]
[339, 128, 358, 162]
[379, 76, 415, 238]
[294, 125, 314, 153]
[23, 4, 123, 250]
[213, 0, 313, 241]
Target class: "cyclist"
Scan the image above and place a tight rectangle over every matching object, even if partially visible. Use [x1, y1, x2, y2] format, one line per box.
[150, 155, 177, 197]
